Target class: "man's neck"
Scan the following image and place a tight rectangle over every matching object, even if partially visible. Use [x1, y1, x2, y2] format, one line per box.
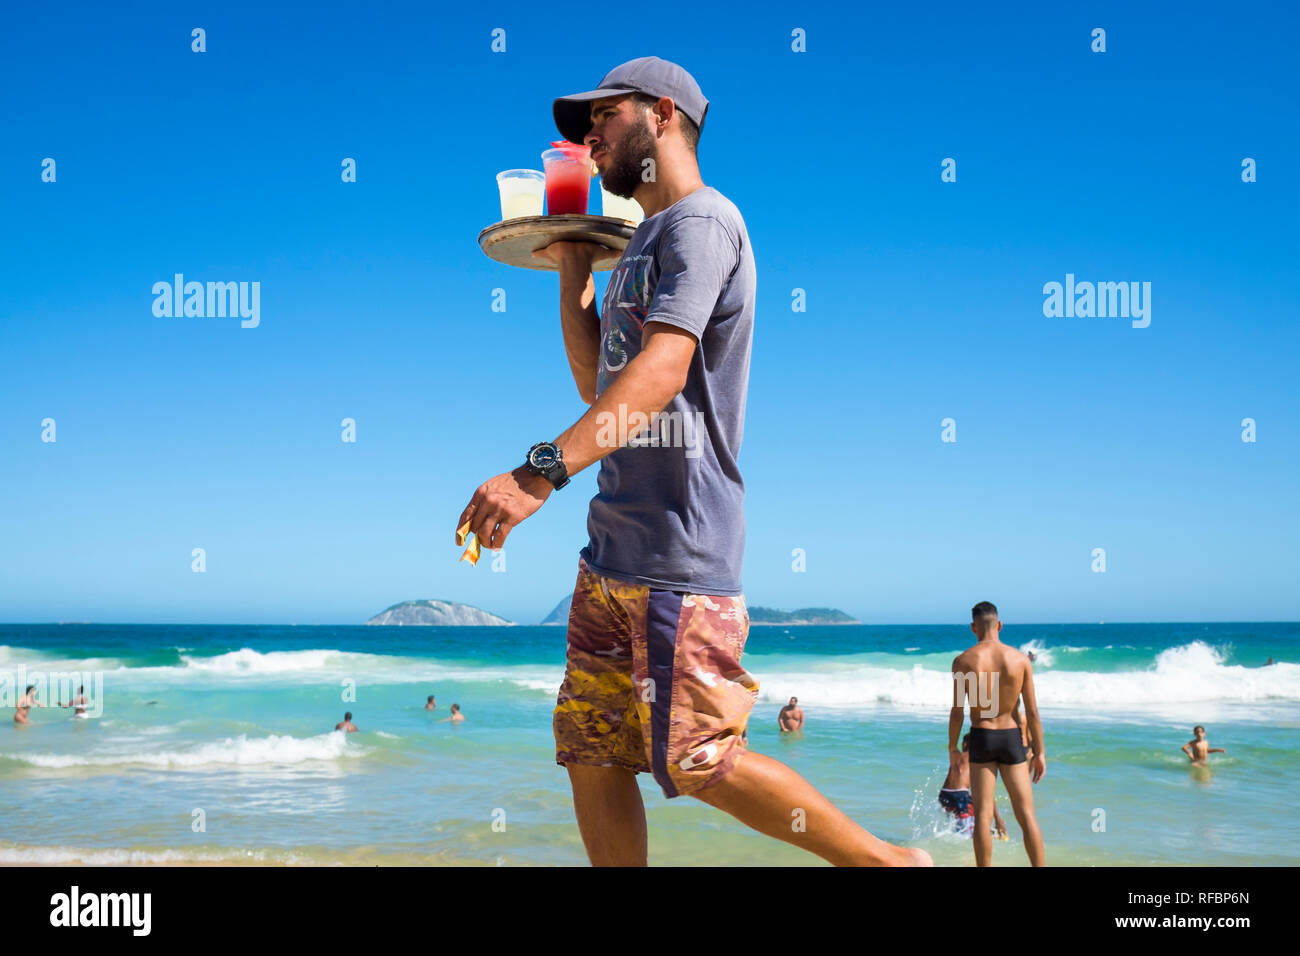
[633, 163, 706, 219]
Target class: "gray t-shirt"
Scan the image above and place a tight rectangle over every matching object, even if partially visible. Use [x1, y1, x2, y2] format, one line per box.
[579, 185, 755, 595]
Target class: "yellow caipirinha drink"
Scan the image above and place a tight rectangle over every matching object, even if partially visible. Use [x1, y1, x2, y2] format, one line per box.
[599, 180, 644, 225]
[496, 169, 545, 220]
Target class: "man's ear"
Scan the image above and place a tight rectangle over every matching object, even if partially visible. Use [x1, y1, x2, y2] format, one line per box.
[654, 96, 674, 131]
[997, 620, 1002, 633]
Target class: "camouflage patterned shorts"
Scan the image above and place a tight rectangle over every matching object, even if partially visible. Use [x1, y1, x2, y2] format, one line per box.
[553, 558, 758, 798]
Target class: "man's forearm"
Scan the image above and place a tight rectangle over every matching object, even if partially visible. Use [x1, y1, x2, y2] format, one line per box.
[948, 708, 964, 751]
[1028, 715, 1044, 757]
[559, 270, 600, 403]
[551, 340, 687, 475]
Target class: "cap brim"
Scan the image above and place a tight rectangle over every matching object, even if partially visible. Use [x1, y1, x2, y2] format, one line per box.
[553, 87, 637, 144]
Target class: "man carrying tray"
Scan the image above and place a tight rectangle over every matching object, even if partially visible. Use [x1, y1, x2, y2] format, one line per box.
[457, 56, 929, 867]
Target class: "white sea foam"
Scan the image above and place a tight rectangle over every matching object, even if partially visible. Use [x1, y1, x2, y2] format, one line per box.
[3, 641, 1295, 714]
[0, 845, 308, 866]
[178, 648, 341, 674]
[103, 647, 562, 690]
[0, 645, 127, 671]
[1017, 639, 1055, 667]
[754, 642, 1300, 711]
[509, 677, 563, 693]
[9, 732, 359, 769]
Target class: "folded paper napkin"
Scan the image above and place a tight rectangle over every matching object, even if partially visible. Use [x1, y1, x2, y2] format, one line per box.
[456, 521, 482, 566]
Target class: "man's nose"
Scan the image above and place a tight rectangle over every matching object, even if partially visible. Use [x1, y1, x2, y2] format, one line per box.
[584, 132, 601, 149]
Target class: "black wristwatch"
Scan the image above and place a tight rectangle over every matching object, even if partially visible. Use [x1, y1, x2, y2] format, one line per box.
[525, 441, 569, 490]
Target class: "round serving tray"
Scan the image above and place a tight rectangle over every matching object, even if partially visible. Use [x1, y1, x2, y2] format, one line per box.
[478, 215, 638, 272]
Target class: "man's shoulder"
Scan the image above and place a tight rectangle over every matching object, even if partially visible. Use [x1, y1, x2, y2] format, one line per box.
[660, 187, 746, 240]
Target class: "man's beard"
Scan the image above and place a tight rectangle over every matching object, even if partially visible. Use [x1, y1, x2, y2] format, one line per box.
[601, 118, 657, 199]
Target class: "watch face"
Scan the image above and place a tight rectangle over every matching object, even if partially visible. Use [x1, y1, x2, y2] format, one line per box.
[530, 444, 558, 469]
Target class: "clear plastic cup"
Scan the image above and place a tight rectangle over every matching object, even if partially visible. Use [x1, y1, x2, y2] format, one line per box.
[496, 169, 545, 220]
[600, 181, 645, 225]
[541, 146, 592, 215]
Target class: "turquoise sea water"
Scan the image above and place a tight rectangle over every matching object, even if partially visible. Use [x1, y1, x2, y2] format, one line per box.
[1, 622, 1296, 866]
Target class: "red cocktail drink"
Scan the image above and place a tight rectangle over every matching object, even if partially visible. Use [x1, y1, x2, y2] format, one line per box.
[542, 145, 592, 215]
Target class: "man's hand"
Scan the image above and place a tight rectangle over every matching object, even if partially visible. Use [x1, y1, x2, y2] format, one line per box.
[1030, 752, 1046, 783]
[531, 239, 611, 275]
[457, 466, 553, 552]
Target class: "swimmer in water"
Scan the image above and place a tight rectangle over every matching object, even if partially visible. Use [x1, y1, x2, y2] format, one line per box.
[60, 684, 91, 718]
[15, 685, 45, 725]
[425, 695, 437, 711]
[778, 697, 804, 733]
[1181, 725, 1225, 765]
[335, 711, 359, 733]
[440, 704, 464, 723]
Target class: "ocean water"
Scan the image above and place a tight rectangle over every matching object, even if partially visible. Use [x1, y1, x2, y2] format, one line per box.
[1, 622, 1296, 866]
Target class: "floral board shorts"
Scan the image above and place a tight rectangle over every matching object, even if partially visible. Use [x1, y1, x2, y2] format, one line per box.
[553, 558, 758, 798]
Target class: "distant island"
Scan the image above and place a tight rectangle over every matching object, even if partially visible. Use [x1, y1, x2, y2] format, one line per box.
[367, 597, 857, 627]
[748, 606, 859, 625]
[540, 593, 574, 626]
[365, 600, 513, 627]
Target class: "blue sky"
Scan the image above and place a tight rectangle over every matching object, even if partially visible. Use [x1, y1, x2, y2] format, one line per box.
[1, 1, 1296, 625]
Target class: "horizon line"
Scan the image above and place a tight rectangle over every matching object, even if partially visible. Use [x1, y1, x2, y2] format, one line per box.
[3, 619, 1297, 628]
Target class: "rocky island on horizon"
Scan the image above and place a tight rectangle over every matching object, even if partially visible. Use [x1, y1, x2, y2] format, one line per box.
[747, 606, 860, 625]
[367, 597, 859, 627]
[365, 599, 513, 627]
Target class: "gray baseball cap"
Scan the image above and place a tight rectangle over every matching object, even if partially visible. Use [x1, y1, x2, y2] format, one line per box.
[552, 56, 709, 145]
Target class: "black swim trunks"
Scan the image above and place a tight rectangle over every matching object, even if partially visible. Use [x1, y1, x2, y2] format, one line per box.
[968, 727, 1027, 765]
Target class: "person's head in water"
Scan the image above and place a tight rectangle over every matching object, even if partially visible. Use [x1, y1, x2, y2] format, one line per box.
[971, 601, 1001, 637]
[25, 685, 36, 695]
[427, 695, 435, 704]
[78, 685, 85, 694]
[344, 712, 352, 722]
[1193, 725, 1206, 739]
[450, 704, 460, 714]
[584, 91, 701, 200]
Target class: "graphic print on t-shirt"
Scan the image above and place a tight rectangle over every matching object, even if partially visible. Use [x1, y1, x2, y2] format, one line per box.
[598, 254, 653, 393]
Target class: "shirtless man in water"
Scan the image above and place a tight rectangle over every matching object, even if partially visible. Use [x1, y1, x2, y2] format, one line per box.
[335, 712, 358, 733]
[14, 685, 44, 724]
[1182, 725, 1225, 765]
[778, 697, 804, 733]
[949, 601, 1046, 866]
